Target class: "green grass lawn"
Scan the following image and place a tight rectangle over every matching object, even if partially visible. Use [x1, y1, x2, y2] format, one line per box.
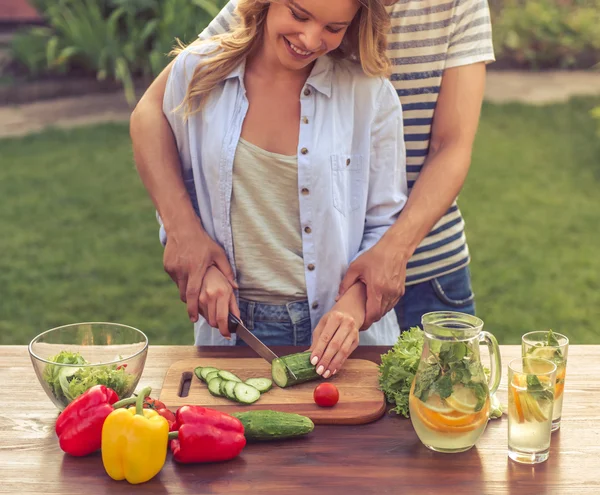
[1, 97, 599, 346]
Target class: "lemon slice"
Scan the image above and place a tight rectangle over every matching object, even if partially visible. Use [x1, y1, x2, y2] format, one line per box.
[523, 393, 548, 422]
[527, 346, 559, 361]
[445, 384, 479, 414]
[421, 393, 454, 414]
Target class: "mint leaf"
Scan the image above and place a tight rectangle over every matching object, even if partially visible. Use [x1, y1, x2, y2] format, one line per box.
[431, 374, 453, 399]
[547, 329, 560, 347]
[526, 374, 554, 403]
[438, 342, 468, 365]
[413, 364, 441, 401]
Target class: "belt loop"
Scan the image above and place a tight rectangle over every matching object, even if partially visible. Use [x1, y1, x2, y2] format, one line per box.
[247, 301, 256, 330]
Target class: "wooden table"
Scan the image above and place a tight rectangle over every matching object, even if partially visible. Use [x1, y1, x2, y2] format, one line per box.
[1, 345, 599, 495]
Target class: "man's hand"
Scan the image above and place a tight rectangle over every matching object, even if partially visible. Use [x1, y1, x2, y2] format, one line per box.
[163, 224, 238, 323]
[198, 266, 240, 339]
[309, 283, 366, 378]
[337, 239, 408, 330]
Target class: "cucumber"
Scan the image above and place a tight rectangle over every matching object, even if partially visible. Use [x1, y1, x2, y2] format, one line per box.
[220, 379, 230, 396]
[233, 383, 261, 404]
[232, 410, 314, 442]
[224, 380, 238, 400]
[218, 370, 242, 383]
[245, 377, 273, 393]
[200, 367, 219, 382]
[208, 377, 224, 397]
[271, 351, 320, 388]
[194, 366, 204, 381]
[205, 371, 220, 383]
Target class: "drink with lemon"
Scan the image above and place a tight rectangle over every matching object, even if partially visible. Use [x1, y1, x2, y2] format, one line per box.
[409, 312, 501, 453]
[508, 357, 556, 464]
[522, 330, 568, 431]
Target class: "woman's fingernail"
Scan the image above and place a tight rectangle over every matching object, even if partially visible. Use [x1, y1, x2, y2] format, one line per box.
[317, 365, 324, 375]
[311, 356, 318, 366]
[333, 369, 337, 375]
[323, 370, 331, 379]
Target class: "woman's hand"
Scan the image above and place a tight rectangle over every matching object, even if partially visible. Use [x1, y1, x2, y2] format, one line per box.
[198, 266, 240, 339]
[309, 283, 366, 378]
[163, 225, 238, 323]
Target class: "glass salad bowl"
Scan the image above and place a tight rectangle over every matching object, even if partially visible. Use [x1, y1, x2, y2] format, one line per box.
[28, 322, 148, 410]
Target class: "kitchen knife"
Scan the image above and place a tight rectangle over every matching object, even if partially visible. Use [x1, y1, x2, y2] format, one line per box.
[228, 313, 297, 380]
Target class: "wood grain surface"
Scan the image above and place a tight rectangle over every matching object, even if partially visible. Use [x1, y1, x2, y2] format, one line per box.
[158, 357, 386, 424]
[1, 344, 599, 495]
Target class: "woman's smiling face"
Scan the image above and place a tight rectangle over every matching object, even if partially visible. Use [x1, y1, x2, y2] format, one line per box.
[264, 0, 360, 71]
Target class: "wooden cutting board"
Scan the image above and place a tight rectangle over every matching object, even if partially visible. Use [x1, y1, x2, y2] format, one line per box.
[158, 357, 386, 425]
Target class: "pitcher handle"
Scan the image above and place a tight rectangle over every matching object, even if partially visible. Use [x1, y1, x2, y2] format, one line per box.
[479, 331, 501, 395]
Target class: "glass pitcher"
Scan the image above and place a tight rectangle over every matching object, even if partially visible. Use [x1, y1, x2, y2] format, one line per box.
[409, 311, 501, 453]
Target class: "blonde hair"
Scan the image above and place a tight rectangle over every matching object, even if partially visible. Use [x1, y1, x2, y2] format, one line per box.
[172, 0, 391, 116]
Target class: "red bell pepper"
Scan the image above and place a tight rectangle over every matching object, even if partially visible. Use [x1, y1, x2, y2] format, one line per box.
[55, 385, 137, 456]
[169, 406, 246, 463]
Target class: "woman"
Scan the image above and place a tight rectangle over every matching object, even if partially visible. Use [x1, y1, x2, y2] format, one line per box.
[160, 0, 407, 376]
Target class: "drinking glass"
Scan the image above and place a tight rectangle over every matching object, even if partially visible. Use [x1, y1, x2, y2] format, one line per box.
[522, 330, 568, 431]
[507, 357, 556, 464]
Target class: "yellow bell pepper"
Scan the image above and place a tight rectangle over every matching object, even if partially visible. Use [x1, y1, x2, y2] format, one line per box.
[101, 386, 169, 484]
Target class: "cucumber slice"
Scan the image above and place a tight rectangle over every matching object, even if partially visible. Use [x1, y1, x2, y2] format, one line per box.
[205, 371, 220, 383]
[245, 378, 273, 393]
[225, 380, 238, 400]
[194, 366, 204, 381]
[220, 379, 230, 396]
[208, 377, 224, 397]
[234, 383, 261, 404]
[218, 370, 242, 383]
[200, 367, 219, 382]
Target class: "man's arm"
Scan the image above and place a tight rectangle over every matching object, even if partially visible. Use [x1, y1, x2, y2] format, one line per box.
[339, 63, 487, 327]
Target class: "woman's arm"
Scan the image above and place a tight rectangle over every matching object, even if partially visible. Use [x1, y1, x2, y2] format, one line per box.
[309, 282, 367, 377]
[130, 49, 237, 325]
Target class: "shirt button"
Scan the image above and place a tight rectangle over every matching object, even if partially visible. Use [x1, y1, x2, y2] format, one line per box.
[300, 147, 308, 155]
[304, 226, 312, 234]
[302, 116, 309, 124]
[301, 187, 310, 195]
[346, 158, 351, 166]
[307, 263, 315, 271]
[304, 88, 311, 96]
[312, 302, 319, 310]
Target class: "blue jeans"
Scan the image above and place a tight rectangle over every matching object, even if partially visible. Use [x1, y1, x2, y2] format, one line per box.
[235, 299, 312, 347]
[394, 266, 476, 331]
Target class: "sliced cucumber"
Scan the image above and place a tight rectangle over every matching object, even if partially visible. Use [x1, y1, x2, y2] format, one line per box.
[245, 378, 273, 393]
[234, 383, 261, 404]
[225, 380, 238, 400]
[218, 370, 242, 383]
[205, 371, 220, 383]
[220, 379, 230, 396]
[200, 367, 219, 382]
[208, 377, 224, 397]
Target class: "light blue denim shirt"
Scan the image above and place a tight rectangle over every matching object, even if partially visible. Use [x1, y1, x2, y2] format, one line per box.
[161, 43, 408, 346]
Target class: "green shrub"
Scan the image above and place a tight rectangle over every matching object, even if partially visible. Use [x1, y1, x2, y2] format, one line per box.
[491, 0, 600, 69]
[10, 0, 224, 104]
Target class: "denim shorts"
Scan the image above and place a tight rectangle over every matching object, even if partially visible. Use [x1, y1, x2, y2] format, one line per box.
[235, 299, 312, 347]
[394, 266, 476, 331]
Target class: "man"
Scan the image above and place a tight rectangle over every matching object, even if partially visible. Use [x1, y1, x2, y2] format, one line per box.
[130, 0, 494, 345]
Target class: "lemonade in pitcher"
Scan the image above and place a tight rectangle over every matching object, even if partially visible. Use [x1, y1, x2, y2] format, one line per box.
[409, 312, 501, 453]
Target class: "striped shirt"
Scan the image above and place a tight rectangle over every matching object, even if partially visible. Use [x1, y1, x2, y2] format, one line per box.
[199, 0, 495, 286]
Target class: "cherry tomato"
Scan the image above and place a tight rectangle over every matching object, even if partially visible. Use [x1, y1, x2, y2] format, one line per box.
[313, 382, 339, 407]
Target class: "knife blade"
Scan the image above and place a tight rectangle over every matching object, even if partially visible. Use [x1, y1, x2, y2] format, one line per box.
[228, 313, 297, 380]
